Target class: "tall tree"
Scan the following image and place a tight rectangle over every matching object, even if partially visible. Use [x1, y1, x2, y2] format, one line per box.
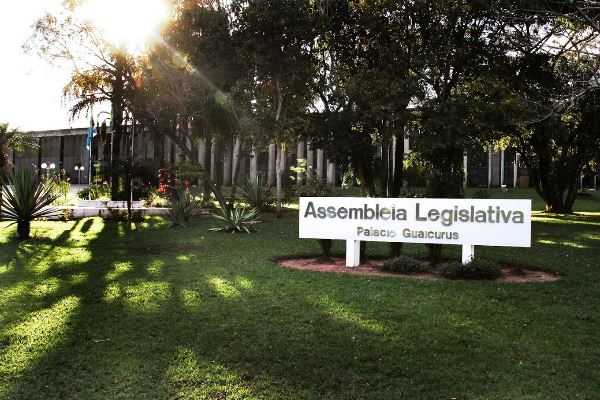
[232, 0, 318, 218]
[497, 8, 600, 212]
[27, 6, 137, 200]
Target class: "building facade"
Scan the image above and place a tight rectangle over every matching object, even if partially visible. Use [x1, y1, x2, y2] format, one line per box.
[9, 127, 585, 190]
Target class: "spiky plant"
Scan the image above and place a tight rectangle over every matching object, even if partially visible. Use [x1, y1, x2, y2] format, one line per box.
[0, 167, 59, 240]
[239, 175, 274, 211]
[210, 206, 260, 233]
[168, 188, 201, 227]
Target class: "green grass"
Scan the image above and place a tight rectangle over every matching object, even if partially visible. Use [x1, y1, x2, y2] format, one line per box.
[0, 188, 599, 399]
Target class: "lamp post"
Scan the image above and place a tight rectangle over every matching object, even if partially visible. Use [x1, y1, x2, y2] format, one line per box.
[41, 162, 56, 181]
[74, 165, 85, 184]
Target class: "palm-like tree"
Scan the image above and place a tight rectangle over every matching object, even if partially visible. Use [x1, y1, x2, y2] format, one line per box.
[0, 167, 59, 240]
[0, 123, 37, 217]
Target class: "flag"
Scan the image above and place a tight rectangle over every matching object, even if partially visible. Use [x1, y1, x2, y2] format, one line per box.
[86, 116, 97, 150]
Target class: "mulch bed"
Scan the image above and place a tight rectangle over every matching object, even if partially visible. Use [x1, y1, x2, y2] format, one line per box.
[278, 257, 560, 283]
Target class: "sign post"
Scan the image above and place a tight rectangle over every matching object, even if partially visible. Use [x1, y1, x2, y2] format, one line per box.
[345, 240, 360, 267]
[462, 245, 475, 264]
[299, 197, 531, 267]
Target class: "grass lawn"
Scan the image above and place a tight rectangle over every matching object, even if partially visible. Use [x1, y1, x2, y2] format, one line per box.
[0, 188, 599, 399]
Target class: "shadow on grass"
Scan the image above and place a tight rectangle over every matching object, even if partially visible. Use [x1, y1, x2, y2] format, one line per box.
[0, 216, 599, 399]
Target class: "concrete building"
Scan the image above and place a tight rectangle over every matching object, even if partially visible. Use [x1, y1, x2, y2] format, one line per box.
[7, 127, 553, 190]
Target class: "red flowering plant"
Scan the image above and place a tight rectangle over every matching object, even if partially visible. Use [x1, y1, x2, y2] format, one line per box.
[157, 168, 190, 200]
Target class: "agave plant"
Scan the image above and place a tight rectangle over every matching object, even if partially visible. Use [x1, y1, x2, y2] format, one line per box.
[0, 167, 59, 240]
[239, 175, 274, 211]
[168, 187, 201, 227]
[210, 206, 260, 233]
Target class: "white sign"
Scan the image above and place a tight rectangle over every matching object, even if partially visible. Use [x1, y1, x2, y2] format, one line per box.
[299, 197, 531, 266]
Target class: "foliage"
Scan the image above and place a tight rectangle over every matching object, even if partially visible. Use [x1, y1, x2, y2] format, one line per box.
[472, 190, 491, 199]
[157, 168, 190, 200]
[441, 258, 502, 280]
[232, 0, 319, 217]
[239, 175, 274, 211]
[48, 172, 71, 206]
[143, 190, 170, 208]
[0, 167, 59, 240]
[210, 206, 260, 233]
[58, 208, 75, 222]
[167, 188, 201, 227]
[174, 161, 205, 182]
[103, 209, 144, 223]
[296, 175, 331, 198]
[77, 183, 111, 200]
[132, 159, 163, 188]
[0, 123, 37, 172]
[383, 255, 427, 274]
[403, 152, 429, 188]
[400, 187, 428, 199]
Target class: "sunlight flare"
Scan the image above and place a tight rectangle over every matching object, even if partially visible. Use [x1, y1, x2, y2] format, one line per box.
[77, 0, 170, 54]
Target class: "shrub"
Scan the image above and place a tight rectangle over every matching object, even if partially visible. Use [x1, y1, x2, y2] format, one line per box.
[132, 159, 162, 187]
[403, 152, 428, 187]
[383, 255, 427, 273]
[143, 190, 170, 207]
[240, 175, 274, 210]
[157, 168, 190, 200]
[103, 209, 144, 222]
[400, 187, 428, 198]
[296, 175, 331, 197]
[0, 167, 59, 240]
[58, 208, 74, 221]
[440, 258, 502, 280]
[77, 183, 110, 200]
[210, 206, 260, 233]
[168, 188, 201, 227]
[472, 189, 491, 199]
[175, 161, 205, 182]
[48, 173, 71, 205]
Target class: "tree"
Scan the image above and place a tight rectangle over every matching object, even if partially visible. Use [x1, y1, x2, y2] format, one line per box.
[27, 6, 138, 200]
[232, 0, 318, 218]
[0, 123, 37, 218]
[496, 4, 600, 212]
[133, 0, 247, 210]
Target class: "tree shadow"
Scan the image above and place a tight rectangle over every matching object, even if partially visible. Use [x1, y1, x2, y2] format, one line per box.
[1, 216, 599, 399]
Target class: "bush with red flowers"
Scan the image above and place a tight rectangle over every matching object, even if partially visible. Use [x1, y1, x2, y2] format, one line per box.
[157, 168, 190, 200]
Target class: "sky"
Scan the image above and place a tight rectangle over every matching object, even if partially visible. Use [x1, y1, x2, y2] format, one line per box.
[0, 1, 88, 131]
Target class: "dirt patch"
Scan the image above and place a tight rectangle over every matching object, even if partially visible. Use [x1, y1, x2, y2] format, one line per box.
[278, 257, 559, 283]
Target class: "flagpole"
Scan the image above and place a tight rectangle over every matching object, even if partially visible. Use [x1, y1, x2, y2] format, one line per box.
[88, 121, 93, 188]
[131, 113, 135, 204]
[87, 111, 94, 199]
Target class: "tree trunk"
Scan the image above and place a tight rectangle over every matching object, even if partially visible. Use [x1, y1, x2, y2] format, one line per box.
[319, 239, 332, 258]
[390, 132, 405, 257]
[110, 54, 126, 201]
[229, 138, 244, 209]
[275, 142, 285, 219]
[0, 174, 3, 219]
[391, 133, 404, 197]
[17, 219, 30, 240]
[268, 143, 276, 186]
[526, 143, 580, 214]
[273, 78, 284, 218]
[296, 139, 305, 186]
[380, 136, 389, 197]
[356, 159, 377, 197]
[427, 243, 442, 265]
[423, 145, 464, 261]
